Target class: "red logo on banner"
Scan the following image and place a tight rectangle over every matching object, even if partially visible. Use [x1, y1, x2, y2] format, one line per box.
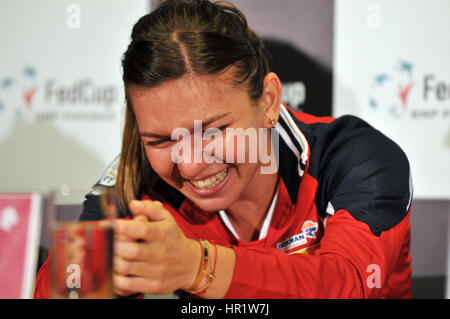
[0, 194, 41, 299]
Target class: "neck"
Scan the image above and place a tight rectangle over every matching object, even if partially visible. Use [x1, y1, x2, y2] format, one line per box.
[226, 171, 279, 242]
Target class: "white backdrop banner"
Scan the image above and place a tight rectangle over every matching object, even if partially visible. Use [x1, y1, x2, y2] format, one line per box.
[0, 0, 149, 193]
[334, 0, 450, 199]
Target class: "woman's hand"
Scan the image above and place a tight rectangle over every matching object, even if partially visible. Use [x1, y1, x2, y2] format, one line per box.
[111, 215, 145, 297]
[112, 200, 201, 295]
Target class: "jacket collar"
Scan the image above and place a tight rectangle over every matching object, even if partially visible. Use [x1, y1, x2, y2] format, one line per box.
[273, 104, 310, 204]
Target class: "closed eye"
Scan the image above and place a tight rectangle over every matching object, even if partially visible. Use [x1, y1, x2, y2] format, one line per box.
[144, 125, 228, 146]
[144, 138, 172, 147]
[203, 125, 228, 137]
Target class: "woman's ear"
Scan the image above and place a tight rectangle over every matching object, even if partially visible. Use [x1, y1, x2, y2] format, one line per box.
[260, 72, 282, 128]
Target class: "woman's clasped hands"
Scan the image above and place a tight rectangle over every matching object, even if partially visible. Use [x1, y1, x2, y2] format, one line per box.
[112, 200, 201, 297]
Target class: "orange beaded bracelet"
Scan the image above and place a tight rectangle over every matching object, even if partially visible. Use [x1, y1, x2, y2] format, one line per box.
[186, 239, 209, 293]
[196, 240, 217, 296]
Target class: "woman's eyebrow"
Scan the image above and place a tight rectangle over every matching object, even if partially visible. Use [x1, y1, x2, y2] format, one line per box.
[140, 112, 232, 138]
[202, 112, 232, 127]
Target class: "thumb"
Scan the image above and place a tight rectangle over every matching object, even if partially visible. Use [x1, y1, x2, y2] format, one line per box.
[129, 200, 170, 221]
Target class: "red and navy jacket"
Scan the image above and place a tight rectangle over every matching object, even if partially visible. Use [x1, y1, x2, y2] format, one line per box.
[34, 105, 413, 298]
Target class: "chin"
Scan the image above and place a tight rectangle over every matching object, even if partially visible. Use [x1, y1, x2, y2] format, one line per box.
[188, 195, 235, 213]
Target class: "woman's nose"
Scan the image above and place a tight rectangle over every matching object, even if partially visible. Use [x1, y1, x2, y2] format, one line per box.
[171, 137, 209, 179]
[176, 160, 209, 180]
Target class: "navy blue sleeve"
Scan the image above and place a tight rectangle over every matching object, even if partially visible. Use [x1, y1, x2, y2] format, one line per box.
[312, 115, 413, 236]
[79, 192, 104, 222]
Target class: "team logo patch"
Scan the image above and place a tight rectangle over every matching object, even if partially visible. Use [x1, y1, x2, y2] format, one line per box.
[99, 170, 117, 187]
[97, 156, 119, 187]
[276, 220, 318, 252]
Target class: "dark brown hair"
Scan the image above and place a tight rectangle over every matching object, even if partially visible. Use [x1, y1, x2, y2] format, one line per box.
[117, 0, 270, 211]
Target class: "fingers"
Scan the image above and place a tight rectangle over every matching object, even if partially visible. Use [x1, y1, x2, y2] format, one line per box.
[129, 200, 170, 221]
[114, 273, 159, 294]
[114, 256, 153, 277]
[114, 218, 158, 241]
[111, 201, 182, 295]
[114, 200, 171, 240]
[112, 215, 151, 296]
[113, 215, 148, 242]
[113, 273, 142, 296]
[114, 240, 151, 261]
[114, 233, 132, 242]
[133, 214, 148, 222]
[113, 279, 139, 297]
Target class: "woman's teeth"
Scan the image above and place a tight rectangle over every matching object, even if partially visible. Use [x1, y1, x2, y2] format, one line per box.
[190, 168, 228, 190]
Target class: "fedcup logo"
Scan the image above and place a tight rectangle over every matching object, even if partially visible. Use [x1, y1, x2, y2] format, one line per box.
[369, 59, 415, 117]
[0, 65, 39, 142]
[0, 66, 38, 119]
[169, 120, 279, 175]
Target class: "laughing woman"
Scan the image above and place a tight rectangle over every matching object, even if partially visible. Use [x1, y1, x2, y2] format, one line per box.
[35, 0, 413, 299]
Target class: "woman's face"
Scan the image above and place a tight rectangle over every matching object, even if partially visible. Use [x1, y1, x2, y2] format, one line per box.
[128, 70, 276, 212]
